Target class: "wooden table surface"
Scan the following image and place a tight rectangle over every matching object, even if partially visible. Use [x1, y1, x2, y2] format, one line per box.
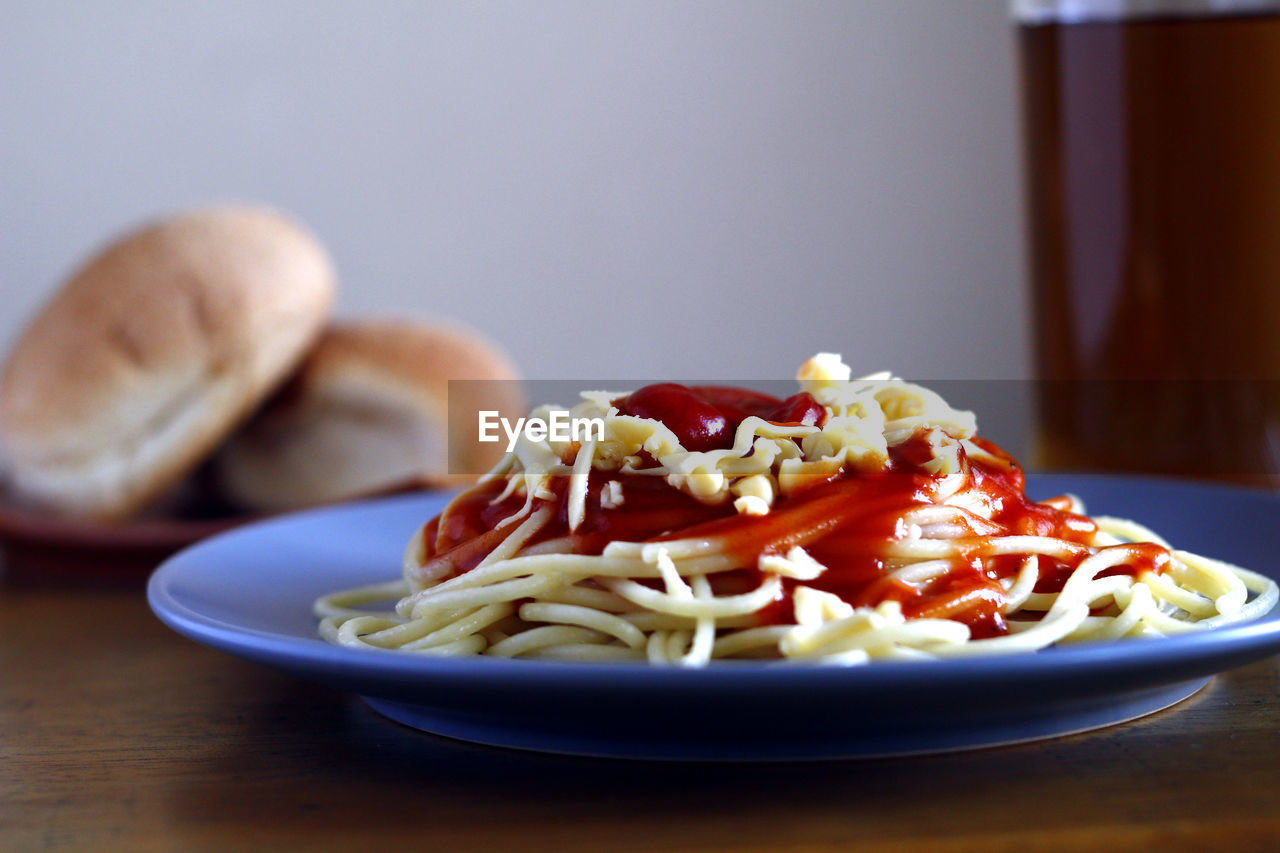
[3, 576, 1279, 853]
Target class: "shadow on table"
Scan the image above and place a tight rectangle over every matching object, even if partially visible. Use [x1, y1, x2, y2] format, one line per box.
[152, 661, 1280, 848]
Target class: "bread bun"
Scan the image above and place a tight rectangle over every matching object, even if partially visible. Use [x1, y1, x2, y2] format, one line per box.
[0, 207, 336, 520]
[212, 319, 523, 513]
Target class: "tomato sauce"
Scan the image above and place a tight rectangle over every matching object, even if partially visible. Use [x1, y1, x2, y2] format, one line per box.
[421, 383, 1171, 638]
[615, 384, 823, 452]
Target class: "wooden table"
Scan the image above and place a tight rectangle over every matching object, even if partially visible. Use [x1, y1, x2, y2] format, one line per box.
[3, 579, 1278, 852]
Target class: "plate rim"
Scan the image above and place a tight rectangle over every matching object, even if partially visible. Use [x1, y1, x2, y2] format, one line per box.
[147, 474, 1280, 694]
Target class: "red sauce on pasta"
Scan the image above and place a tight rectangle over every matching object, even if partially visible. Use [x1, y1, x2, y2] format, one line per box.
[615, 384, 823, 452]
[420, 382, 1171, 640]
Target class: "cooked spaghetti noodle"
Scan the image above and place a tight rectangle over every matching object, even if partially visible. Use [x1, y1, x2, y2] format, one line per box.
[316, 354, 1278, 665]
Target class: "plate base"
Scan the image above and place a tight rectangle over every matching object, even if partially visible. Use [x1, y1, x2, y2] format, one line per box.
[362, 676, 1210, 761]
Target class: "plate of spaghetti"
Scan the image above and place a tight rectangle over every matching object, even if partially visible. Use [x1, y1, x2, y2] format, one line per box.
[149, 355, 1280, 759]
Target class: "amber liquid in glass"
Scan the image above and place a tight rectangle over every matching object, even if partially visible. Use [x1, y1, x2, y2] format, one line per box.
[1021, 13, 1280, 483]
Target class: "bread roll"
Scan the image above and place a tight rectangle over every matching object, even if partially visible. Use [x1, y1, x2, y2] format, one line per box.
[0, 207, 336, 520]
[212, 320, 523, 512]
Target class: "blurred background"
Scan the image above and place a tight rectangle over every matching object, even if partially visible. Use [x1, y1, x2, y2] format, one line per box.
[0, 0, 1024, 384]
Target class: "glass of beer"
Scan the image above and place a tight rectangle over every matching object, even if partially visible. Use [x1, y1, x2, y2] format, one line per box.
[1016, 0, 1280, 485]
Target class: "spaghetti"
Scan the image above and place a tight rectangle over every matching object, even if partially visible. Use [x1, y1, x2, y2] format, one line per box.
[316, 354, 1278, 665]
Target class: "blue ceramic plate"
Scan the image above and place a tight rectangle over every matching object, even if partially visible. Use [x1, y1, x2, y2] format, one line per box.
[147, 475, 1280, 760]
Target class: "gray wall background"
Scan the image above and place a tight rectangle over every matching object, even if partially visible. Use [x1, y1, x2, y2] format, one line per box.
[1, 1, 1025, 390]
